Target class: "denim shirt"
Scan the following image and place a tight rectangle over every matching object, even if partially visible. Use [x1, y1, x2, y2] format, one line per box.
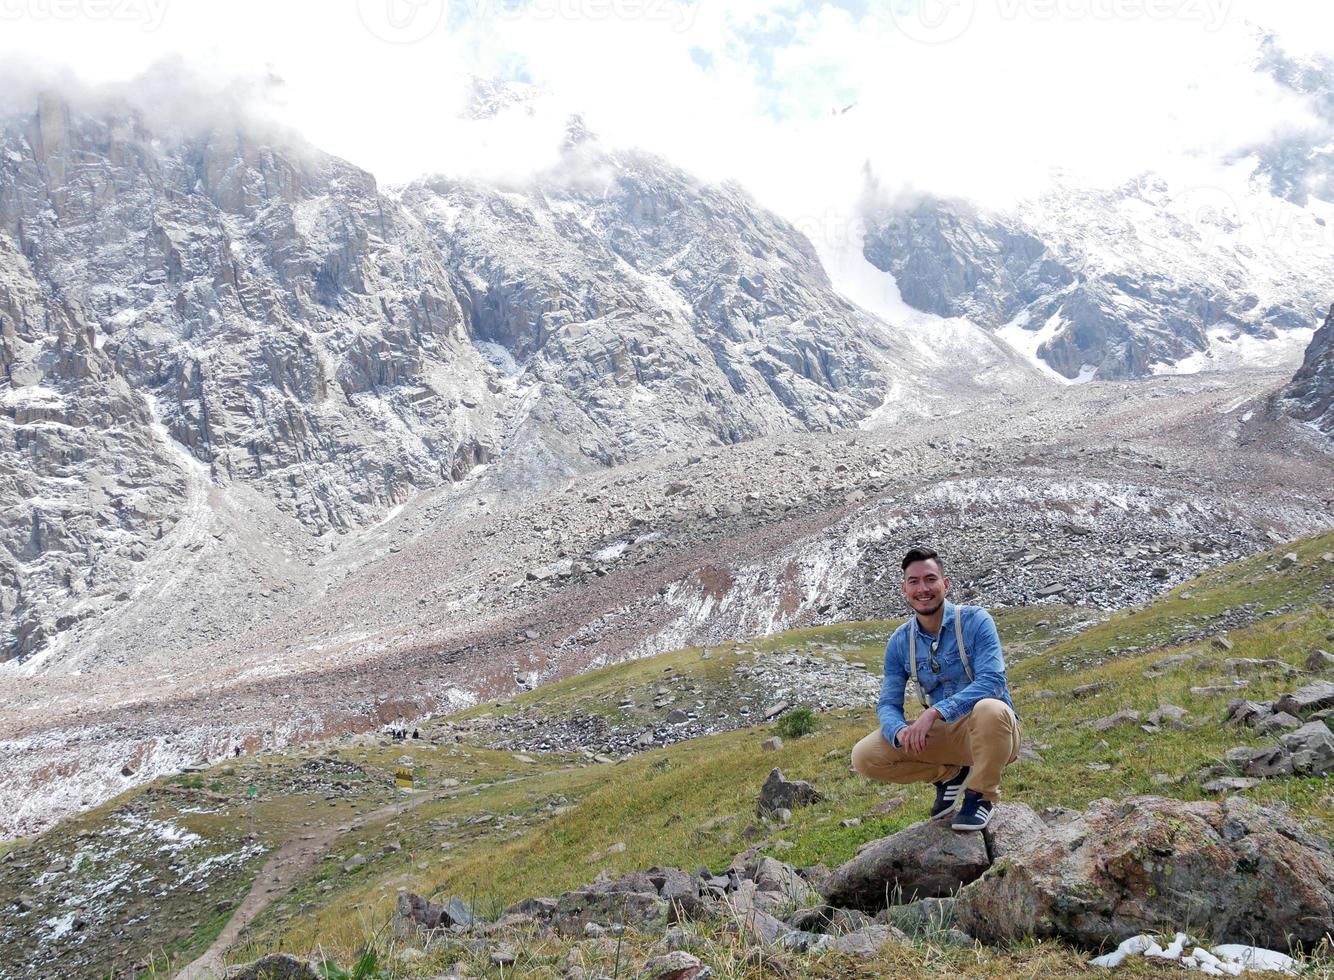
[876, 600, 1016, 748]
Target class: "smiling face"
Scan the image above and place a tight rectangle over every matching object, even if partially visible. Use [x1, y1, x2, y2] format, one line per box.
[901, 557, 950, 618]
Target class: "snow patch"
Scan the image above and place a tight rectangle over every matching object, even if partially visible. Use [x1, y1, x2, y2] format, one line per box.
[1156, 326, 1315, 376]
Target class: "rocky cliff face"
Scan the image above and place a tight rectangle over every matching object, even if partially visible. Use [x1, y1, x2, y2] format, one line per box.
[1282, 302, 1334, 434]
[860, 37, 1334, 382]
[0, 88, 1035, 664]
[862, 175, 1334, 381]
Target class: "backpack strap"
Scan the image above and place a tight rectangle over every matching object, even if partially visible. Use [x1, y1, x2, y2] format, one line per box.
[955, 607, 973, 682]
[905, 621, 930, 709]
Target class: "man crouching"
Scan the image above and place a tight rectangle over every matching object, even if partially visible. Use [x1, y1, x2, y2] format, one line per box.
[851, 547, 1020, 831]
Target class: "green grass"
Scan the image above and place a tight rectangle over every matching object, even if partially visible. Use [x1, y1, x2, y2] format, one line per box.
[7, 531, 1334, 979]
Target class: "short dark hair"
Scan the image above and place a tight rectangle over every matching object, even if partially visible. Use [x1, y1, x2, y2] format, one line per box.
[901, 547, 944, 575]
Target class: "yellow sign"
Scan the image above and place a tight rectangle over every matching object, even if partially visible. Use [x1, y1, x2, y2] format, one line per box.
[394, 767, 414, 789]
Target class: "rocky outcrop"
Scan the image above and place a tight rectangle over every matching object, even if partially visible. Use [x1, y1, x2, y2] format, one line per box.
[861, 156, 1333, 380]
[953, 796, 1334, 951]
[821, 803, 1043, 909]
[0, 78, 973, 664]
[1282, 302, 1334, 435]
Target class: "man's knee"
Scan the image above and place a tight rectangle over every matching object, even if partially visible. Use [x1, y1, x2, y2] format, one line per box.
[851, 730, 890, 777]
[971, 698, 1013, 730]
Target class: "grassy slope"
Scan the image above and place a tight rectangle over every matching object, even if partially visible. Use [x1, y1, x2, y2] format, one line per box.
[4, 533, 1332, 979]
[233, 531, 1334, 977]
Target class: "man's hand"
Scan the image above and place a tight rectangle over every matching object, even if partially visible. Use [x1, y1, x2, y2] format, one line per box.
[897, 707, 940, 755]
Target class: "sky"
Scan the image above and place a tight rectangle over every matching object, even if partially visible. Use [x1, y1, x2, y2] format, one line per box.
[2, 0, 1333, 275]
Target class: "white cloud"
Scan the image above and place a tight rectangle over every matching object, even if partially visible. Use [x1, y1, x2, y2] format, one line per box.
[0, 0, 1331, 236]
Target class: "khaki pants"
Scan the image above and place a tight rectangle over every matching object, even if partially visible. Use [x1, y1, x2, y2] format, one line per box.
[851, 698, 1020, 803]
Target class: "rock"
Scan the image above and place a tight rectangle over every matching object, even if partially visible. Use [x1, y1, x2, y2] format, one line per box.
[1275, 681, 1334, 716]
[1211, 635, 1235, 651]
[1202, 776, 1261, 793]
[1091, 710, 1139, 732]
[955, 796, 1334, 950]
[342, 854, 367, 873]
[984, 803, 1047, 862]
[1278, 552, 1299, 569]
[1254, 711, 1303, 733]
[761, 737, 783, 752]
[879, 896, 955, 936]
[821, 817, 991, 909]
[1280, 721, 1334, 775]
[225, 954, 320, 979]
[1306, 649, 1334, 672]
[1070, 682, 1110, 698]
[763, 701, 791, 720]
[1192, 684, 1247, 696]
[643, 950, 712, 980]
[748, 856, 815, 910]
[1145, 703, 1188, 728]
[550, 890, 669, 936]
[826, 924, 906, 957]
[489, 943, 517, 967]
[1225, 699, 1273, 727]
[666, 709, 689, 724]
[733, 907, 790, 947]
[588, 842, 627, 863]
[1223, 744, 1293, 778]
[756, 768, 824, 815]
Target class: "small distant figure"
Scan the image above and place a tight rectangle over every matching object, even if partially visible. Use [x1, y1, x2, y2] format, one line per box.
[233, 745, 242, 758]
[412, 729, 420, 740]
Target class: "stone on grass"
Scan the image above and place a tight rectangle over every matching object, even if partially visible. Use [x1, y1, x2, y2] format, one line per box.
[761, 737, 783, 752]
[756, 768, 824, 815]
[1092, 710, 1140, 732]
[1225, 699, 1272, 727]
[954, 795, 1334, 951]
[1275, 680, 1334, 717]
[1280, 721, 1334, 775]
[1223, 745, 1293, 778]
[1255, 711, 1303, 733]
[821, 817, 990, 909]
[1202, 776, 1260, 793]
[1306, 649, 1334, 672]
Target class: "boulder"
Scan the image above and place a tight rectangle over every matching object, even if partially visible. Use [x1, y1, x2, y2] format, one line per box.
[821, 818, 990, 909]
[1280, 721, 1334, 775]
[954, 796, 1334, 950]
[985, 803, 1047, 861]
[756, 768, 824, 815]
[1276, 681, 1334, 717]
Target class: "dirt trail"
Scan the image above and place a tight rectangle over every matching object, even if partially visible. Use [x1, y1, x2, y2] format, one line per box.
[175, 793, 434, 980]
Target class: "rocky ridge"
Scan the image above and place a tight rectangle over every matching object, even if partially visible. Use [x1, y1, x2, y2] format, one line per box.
[1283, 302, 1334, 435]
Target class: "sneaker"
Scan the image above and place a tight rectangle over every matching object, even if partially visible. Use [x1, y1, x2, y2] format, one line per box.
[929, 766, 970, 820]
[951, 789, 994, 832]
